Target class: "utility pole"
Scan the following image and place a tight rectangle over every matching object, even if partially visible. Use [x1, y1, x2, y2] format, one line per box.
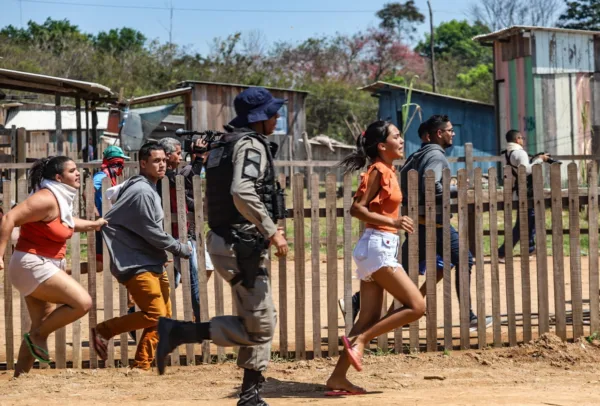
[427, 0, 438, 93]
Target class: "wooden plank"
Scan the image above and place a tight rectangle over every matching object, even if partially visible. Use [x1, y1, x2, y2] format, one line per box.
[568, 163, 584, 339]
[550, 164, 567, 340]
[442, 168, 452, 351]
[503, 167, 517, 347]
[17, 179, 30, 340]
[161, 178, 180, 366]
[193, 175, 211, 363]
[71, 189, 83, 368]
[407, 170, 419, 352]
[101, 176, 114, 366]
[85, 180, 98, 368]
[310, 173, 322, 358]
[474, 168, 486, 348]
[176, 175, 195, 364]
[588, 161, 599, 334]
[457, 170, 470, 350]
[425, 170, 437, 352]
[278, 173, 288, 358]
[517, 165, 532, 343]
[292, 173, 306, 360]
[3, 180, 14, 369]
[532, 165, 549, 335]
[326, 173, 339, 356]
[488, 168, 502, 347]
[394, 169, 403, 354]
[342, 173, 353, 339]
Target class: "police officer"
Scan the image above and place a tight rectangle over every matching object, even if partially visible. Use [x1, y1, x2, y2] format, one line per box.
[156, 87, 288, 406]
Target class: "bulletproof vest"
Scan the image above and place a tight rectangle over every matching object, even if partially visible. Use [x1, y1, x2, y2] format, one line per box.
[504, 149, 533, 195]
[205, 130, 282, 229]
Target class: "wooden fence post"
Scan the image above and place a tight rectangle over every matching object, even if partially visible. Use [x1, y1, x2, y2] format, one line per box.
[3, 180, 14, 369]
[532, 165, 549, 335]
[517, 165, 532, 343]
[161, 178, 180, 366]
[101, 176, 114, 366]
[550, 164, 567, 340]
[326, 173, 339, 356]
[442, 168, 452, 351]
[568, 163, 584, 339]
[407, 170, 420, 352]
[503, 166, 517, 346]
[473, 168, 486, 348]
[310, 173, 322, 358]
[487, 168, 502, 347]
[292, 173, 306, 360]
[176, 175, 195, 364]
[588, 161, 599, 334]
[425, 170, 437, 352]
[17, 179, 30, 341]
[394, 169, 404, 354]
[192, 175, 211, 364]
[278, 173, 288, 358]
[457, 169, 470, 350]
[342, 173, 354, 339]
[85, 180, 98, 368]
[71, 187, 82, 368]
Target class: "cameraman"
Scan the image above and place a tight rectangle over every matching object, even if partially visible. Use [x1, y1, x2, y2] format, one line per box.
[499, 130, 550, 263]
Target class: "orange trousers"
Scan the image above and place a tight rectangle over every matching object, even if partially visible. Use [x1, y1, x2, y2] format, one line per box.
[96, 271, 171, 370]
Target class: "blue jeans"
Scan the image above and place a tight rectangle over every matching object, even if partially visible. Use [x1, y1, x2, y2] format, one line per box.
[174, 240, 201, 323]
[498, 208, 536, 257]
[401, 224, 476, 321]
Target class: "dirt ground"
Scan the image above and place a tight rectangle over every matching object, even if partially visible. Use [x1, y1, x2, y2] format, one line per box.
[1, 333, 600, 405]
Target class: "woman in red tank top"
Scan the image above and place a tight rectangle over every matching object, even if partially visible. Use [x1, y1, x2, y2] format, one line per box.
[325, 121, 426, 395]
[0, 156, 107, 377]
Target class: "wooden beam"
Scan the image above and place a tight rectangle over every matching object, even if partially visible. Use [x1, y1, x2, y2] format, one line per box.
[128, 87, 192, 106]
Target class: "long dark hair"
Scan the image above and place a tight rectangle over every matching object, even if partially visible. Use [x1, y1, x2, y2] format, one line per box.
[29, 156, 74, 191]
[338, 120, 394, 172]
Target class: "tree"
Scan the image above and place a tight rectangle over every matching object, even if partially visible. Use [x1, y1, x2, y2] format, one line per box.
[469, 0, 562, 32]
[376, 1, 425, 41]
[557, 0, 600, 30]
[94, 28, 146, 55]
[0, 18, 90, 54]
[415, 20, 492, 68]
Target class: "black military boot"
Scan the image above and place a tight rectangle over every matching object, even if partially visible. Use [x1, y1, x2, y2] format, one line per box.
[238, 369, 268, 406]
[156, 318, 210, 375]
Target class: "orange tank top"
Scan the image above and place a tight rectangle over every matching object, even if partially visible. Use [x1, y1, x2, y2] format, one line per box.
[16, 217, 74, 259]
[354, 160, 402, 233]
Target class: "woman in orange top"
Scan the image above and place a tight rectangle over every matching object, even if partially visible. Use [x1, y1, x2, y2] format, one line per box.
[0, 156, 107, 377]
[326, 121, 425, 395]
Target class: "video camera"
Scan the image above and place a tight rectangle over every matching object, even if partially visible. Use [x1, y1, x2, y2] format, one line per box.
[175, 128, 225, 154]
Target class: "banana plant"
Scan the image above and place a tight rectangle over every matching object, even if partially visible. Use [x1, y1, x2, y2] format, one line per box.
[401, 75, 422, 135]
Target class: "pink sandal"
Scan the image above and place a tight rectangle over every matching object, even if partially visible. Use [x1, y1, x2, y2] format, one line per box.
[91, 328, 108, 361]
[342, 336, 363, 372]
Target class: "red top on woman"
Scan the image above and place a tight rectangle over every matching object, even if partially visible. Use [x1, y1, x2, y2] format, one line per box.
[16, 217, 74, 259]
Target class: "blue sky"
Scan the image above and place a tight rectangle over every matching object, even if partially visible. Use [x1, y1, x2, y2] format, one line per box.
[1, 0, 474, 54]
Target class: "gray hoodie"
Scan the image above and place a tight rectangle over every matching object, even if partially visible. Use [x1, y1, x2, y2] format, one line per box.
[101, 175, 191, 283]
[399, 143, 453, 223]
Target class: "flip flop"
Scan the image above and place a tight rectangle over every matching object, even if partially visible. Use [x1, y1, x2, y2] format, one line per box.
[342, 336, 363, 372]
[24, 333, 51, 364]
[91, 328, 108, 361]
[325, 390, 367, 396]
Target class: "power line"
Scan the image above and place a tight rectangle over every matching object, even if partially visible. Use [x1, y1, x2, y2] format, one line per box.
[20, 0, 378, 13]
[18, 0, 468, 16]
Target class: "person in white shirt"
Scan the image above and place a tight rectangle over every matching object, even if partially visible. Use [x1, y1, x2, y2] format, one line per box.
[499, 130, 550, 262]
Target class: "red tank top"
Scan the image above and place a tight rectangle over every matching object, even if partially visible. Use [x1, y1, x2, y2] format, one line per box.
[16, 217, 74, 259]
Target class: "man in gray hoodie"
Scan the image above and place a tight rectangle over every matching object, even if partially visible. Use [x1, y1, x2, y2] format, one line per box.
[92, 142, 191, 370]
[400, 114, 491, 331]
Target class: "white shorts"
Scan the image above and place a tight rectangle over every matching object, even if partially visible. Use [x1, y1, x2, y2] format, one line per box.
[353, 229, 401, 282]
[8, 250, 66, 296]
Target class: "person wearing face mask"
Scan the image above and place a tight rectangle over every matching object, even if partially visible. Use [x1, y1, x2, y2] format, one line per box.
[0, 156, 107, 377]
[91, 142, 191, 371]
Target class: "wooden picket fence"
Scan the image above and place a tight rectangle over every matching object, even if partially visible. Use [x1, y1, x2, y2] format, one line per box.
[1, 159, 599, 370]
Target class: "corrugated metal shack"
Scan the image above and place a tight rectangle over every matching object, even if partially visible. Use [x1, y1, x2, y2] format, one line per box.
[474, 26, 600, 168]
[178, 81, 309, 165]
[361, 82, 497, 173]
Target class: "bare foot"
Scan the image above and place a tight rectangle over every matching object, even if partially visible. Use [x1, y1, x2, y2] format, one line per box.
[326, 376, 366, 394]
[28, 332, 49, 359]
